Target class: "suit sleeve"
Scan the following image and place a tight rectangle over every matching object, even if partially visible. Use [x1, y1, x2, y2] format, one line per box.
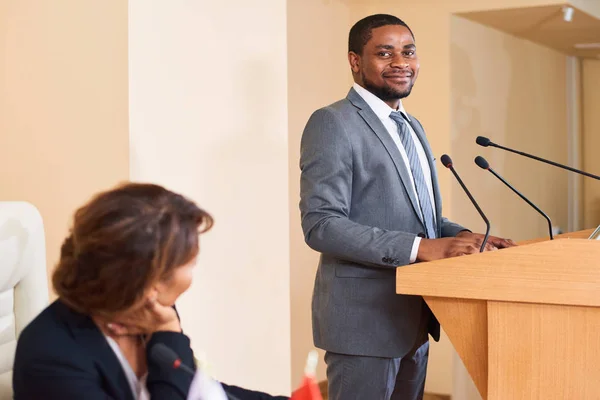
[221, 383, 290, 399]
[300, 107, 418, 267]
[440, 217, 468, 238]
[145, 331, 196, 399]
[14, 359, 119, 400]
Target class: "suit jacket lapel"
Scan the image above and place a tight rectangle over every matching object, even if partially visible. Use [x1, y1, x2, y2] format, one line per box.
[347, 88, 424, 226]
[57, 302, 134, 400]
[407, 117, 442, 228]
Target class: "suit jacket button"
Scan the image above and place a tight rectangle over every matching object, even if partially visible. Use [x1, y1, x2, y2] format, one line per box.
[382, 257, 389, 263]
[393, 259, 400, 264]
[417, 232, 426, 238]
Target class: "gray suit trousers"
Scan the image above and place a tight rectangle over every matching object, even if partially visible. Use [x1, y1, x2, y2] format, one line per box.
[324, 305, 430, 400]
[324, 342, 429, 400]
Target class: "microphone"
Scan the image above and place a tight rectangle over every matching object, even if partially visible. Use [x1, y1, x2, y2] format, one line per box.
[476, 136, 600, 180]
[150, 343, 196, 376]
[474, 156, 554, 240]
[440, 154, 490, 252]
[150, 344, 242, 400]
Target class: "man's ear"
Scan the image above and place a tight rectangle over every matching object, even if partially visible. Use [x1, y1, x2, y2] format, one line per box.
[348, 51, 361, 74]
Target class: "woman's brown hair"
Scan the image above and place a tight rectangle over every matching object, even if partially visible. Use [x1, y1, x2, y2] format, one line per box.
[52, 182, 213, 317]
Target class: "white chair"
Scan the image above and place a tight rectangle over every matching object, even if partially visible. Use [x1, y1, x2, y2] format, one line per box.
[0, 202, 49, 400]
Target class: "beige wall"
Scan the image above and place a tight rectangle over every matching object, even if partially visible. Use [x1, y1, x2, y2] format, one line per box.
[287, 0, 353, 386]
[450, 16, 568, 242]
[288, 0, 571, 394]
[0, 0, 129, 285]
[582, 60, 600, 228]
[128, 0, 291, 394]
[570, 0, 600, 18]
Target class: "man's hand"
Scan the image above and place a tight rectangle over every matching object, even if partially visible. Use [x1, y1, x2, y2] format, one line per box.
[417, 231, 516, 262]
[456, 231, 516, 250]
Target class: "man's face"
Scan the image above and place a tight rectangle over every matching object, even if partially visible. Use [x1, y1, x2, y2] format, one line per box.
[349, 25, 419, 105]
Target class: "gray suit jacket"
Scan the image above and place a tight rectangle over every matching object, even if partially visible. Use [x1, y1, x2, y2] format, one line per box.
[299, 88, 466, 358]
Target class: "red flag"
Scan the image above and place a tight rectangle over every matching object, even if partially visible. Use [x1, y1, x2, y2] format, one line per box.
[290, 374, 322, 400]
[291, 351, 323, 400]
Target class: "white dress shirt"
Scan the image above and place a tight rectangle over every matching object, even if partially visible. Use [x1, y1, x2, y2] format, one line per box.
[353, 83, 436, 263]
[105, 335, 150, 400]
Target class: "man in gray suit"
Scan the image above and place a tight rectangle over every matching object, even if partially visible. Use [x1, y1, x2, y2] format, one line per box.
[299, 14, 514, 400]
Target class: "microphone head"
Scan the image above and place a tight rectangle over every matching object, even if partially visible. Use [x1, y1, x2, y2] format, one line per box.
[476, 136, 491, 147]
[440, 154, 453, 168]
[474, 156, 490, 170]
[150, 343, 180, 366]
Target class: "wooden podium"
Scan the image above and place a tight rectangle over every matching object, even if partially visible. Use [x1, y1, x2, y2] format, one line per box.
[396, 230, 600, 399]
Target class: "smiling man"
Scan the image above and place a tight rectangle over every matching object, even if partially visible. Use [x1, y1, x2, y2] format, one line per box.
[299, 14, 514, 400]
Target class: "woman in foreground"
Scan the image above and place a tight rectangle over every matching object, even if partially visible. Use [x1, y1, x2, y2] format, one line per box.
[13, 183, 287, 400]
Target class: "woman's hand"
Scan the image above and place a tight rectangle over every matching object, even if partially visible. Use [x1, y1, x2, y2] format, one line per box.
[104, 295, 181, 337]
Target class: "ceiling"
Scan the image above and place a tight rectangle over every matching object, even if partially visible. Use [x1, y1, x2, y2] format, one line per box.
[457, 4, 600, 59]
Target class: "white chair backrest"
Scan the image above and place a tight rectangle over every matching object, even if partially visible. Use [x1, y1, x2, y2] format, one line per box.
[0, 202, 49, 400]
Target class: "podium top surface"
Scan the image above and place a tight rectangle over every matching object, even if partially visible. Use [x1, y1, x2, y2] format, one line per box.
[396, 237, 600, 307]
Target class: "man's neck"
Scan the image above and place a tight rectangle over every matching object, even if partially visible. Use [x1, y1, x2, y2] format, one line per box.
[385, 99, 401, 110]
[353, 81, 401, 110]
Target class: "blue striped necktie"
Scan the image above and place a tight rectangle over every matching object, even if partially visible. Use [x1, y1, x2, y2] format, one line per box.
[389, 111, 436, 239]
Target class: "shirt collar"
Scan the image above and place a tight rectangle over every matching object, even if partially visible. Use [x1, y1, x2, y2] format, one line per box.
[352, 83, 410, 121]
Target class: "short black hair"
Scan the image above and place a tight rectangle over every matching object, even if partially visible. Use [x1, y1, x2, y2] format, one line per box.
[348, 14, 414, 55]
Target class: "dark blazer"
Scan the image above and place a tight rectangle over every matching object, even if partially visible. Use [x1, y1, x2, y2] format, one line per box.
[13, 300, 289, 400]
[13, 300, 195, 399]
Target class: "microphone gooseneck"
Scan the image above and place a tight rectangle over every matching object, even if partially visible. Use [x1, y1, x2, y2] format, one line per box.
[441, 154, 490, 252]
[475, 156, 554, 240]
[475, 136, 600, 180]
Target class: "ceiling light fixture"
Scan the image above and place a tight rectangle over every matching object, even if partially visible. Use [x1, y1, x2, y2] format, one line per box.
[574, 43, 600, 49]
[562, 6, 574, 22]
